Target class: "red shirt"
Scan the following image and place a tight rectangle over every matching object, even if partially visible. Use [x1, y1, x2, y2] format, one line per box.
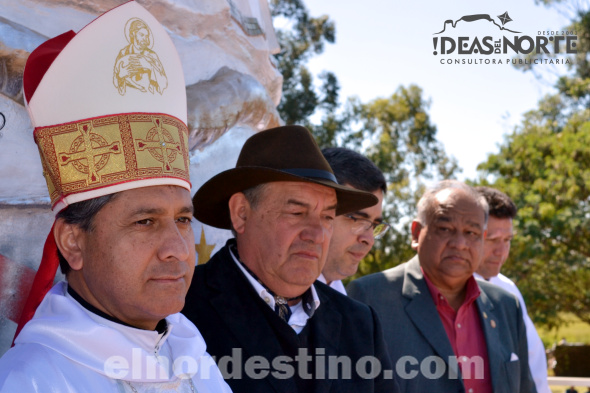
[423, 270, 493, 393]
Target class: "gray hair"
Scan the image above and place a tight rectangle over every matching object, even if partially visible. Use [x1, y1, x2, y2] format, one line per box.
[230, 183, 270, 237]
[416, 180, 489, 227]
[55, 193, 118, 275]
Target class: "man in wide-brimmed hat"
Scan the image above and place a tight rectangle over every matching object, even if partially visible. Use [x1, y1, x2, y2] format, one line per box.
[0, 2, 230, 392]
[183, 125, 400, 393]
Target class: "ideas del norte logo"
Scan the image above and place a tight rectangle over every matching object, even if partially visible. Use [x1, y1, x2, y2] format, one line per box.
[433, 11, 577, 64]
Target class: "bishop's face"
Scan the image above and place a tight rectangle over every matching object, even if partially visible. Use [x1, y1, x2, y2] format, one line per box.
[70, 185, 195, 330]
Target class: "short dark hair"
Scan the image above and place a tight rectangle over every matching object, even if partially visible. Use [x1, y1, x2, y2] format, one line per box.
[475, 186, 517, 219]
[55, 194, 117, 275]
[321, 147, 386, 194]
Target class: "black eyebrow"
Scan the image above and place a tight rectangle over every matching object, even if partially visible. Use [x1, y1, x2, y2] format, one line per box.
[129, 207, 166, 216]
[326, 203, 338, 212]
[287, 199, 337, 212]
[434, 215, 482, 230]
[465, 221, 483, 230]
[129, 204, 194, 217]
[434, 215, 452, 223]
[179, 205, 195, 215]
[349, 211, 383, 223]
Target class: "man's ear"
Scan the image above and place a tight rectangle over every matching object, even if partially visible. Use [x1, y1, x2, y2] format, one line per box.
[228, 192, 249, 235]
[54, 218, 85, 271]
[410, 220, 423, 251]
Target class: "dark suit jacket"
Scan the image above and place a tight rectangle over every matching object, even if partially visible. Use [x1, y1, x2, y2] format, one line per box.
[183, 240, 400, 393]
[347, 256, 537, 393]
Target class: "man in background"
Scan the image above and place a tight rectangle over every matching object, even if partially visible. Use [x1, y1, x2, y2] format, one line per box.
[475, 186, 551, 393]
[319, 147, 389, 294]
[348, 180, 536, 392]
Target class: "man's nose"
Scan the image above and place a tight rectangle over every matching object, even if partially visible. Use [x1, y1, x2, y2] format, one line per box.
[158, 220, 191, 261]
[449, 233, 469, 249]
[358, 226, 375, 247]
[301, 215, 330, 244]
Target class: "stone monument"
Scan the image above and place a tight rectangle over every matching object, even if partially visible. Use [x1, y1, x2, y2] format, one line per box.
[0, 0, 283, 356]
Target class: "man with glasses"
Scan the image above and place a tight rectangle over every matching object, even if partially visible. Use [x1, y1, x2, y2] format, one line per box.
[319, 147, 389, 295]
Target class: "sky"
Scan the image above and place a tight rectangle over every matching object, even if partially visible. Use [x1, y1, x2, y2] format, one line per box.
[303, 0, 574, 181]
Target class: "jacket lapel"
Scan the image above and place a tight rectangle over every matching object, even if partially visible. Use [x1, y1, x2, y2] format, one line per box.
[206, 244, 298, 393]
[308, 286, 342, 393]
[476, 287, 507, 392]
[402, 257, 460, 377]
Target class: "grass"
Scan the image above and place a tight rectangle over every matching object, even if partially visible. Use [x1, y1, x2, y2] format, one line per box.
[538, 314, 590, 392]
[537, 313, 590, 348]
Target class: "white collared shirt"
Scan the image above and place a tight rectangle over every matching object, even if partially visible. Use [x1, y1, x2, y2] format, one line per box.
[474, 272, 551, 393]
[231, 248, 321, 334]
[317, 273, 347, 295]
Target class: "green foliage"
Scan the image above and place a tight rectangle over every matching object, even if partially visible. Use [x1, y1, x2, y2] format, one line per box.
[514, 1, 590, 107]
[480, 1, 590, 330]
[270, 0, 459, 282]
[331, 86, 459, 280]
[270, 0, 337, 125]
[477, 100, 590, 328]
[538, 313, 590, 347]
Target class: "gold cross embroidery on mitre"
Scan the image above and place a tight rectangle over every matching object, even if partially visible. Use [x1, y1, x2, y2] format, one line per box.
[58, 122, 122, 185]
[135, 117, 181, 173]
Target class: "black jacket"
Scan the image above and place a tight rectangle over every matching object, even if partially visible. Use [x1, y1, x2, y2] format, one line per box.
[183, 240, 400, 393]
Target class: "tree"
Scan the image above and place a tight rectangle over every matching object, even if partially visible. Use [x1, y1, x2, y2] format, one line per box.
[477, 100, 590, 328]
[514, 1, 590, 110]
[270, 1, 460, 280]
[336, 86, 459, 278]
[270, 0, 339, 125]
[477, 1, 590, 328]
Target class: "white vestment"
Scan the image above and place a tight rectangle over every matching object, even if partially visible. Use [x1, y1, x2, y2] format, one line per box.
[0, 281, 232, 393]
[474, 272, 551, 393]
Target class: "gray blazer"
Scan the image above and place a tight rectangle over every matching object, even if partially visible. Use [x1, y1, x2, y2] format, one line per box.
[347, 256, 537, 393]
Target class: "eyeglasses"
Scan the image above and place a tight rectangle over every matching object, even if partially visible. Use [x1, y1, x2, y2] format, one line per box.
[344, 214, 390, 239]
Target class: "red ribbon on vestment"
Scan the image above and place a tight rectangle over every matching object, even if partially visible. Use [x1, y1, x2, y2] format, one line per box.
[12, 223, 59, 345]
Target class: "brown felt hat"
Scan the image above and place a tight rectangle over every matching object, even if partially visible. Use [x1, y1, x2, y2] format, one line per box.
[193, 125, 379, 229]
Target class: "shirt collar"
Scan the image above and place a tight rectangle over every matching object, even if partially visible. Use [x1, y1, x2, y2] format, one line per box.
[229, 245, 321, 314]
[66, 284, 168, 334]
[422, 267, 481, 308]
